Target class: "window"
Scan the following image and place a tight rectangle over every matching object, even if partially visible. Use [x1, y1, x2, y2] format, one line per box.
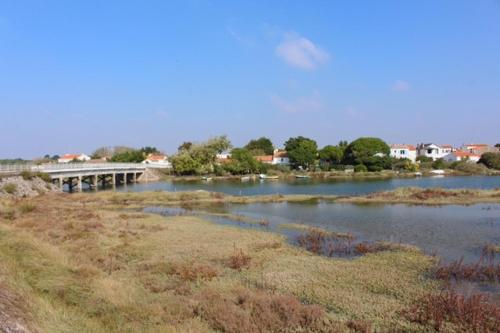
[400, 150, 406, 154]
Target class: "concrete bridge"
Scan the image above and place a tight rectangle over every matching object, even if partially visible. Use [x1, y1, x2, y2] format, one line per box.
[0, 163, 157, 191]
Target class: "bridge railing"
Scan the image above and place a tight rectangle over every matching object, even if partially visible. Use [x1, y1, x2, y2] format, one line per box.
[0, 162, 148, 174]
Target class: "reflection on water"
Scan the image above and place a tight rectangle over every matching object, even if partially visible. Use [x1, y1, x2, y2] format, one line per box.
[123, 175, 500, 196]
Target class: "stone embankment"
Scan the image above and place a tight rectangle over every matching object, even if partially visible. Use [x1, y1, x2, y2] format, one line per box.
[0, 176, 60, 198]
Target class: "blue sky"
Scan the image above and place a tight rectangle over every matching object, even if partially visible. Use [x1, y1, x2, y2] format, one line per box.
[1, 1, 499, 158]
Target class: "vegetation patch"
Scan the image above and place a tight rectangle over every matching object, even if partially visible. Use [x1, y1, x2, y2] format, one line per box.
[2, 183, 17, 195]
[404, 288, 500, 332]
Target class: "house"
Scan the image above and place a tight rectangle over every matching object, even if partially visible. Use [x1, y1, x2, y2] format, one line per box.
[142, 154, 172, 168]
[416, 143, 454, 161]
[255, 155, 273, 164]
[57, 153, 91, 163]
[460, 144, 497, 155]
[272, 149, 290, 166]
[390, 144, 417, 162]
[443, 151, 481, 163]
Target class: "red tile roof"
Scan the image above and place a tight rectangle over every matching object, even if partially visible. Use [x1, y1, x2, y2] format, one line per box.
[60, 154, 81, 160]
[146, 154, 167, 161]
[273, 150, 288, 158]
[453, 151, 480, 158]
[255, 155, 273, 163]
[390, 144, 416, 151]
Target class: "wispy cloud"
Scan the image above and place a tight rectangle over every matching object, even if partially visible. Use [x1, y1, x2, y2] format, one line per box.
[226, 26, 255, 48]
[344, 106, 364, 119]
[276, 32, 329, 70]
[391, 80, 411, 92]
[270, 91, 323, 113]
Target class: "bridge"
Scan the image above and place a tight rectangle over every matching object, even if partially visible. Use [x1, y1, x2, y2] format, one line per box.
[0, 163, 161, 191]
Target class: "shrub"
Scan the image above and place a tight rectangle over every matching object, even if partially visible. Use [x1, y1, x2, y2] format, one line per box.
[20, 171, 51, 183]
[228, 249, 251, 270]
[195, 289, 326, 333]
[478, 152, 500, 170]
[405, 289, 500, 332]
[2, 183, 17, 194]
[354, 164, 367, 173]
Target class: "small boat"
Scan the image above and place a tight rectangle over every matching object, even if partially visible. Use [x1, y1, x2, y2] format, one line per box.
[295, 174, 311, 179]
[414, 172, 422, 177]
[201, 176, 213, 181]
[259, 174, 279, 180]
[241, 176, 251, 182]
[430, 170, 445, 175]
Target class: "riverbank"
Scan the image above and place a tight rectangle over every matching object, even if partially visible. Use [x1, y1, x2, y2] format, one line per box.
[83, 187, 500, 207]
[0, 192, 437, 332]
[160, 168, 500, 182]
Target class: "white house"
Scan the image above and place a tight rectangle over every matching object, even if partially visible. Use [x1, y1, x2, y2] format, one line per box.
[272, 149, 290, 165]
[416, 144, 453, 161]
[443, 151, 481, 163]
[142, 154, 172, 168]
[390, 144, 417, 162]
[58, 153, 91, 163]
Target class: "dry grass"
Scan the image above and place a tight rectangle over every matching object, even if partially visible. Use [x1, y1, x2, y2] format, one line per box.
[338, 187, 500, 205]
[0, 192, 440, 332]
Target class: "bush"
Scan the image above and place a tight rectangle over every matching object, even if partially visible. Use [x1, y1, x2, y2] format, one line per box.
[479, 152, 500, 170]
[416, 156, 433, 163]
[354, 164, 368, 173]
[2, 183, 17, 194]
[19, 171, 51, 183]
[431, 158, 448, 170]
[451, 161, 489, 175]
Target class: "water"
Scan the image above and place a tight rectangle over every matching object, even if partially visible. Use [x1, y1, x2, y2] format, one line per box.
[121, 175, 500, 196]
[146, 202, 500, 263]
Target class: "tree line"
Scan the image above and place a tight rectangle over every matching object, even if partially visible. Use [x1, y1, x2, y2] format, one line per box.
[87, 136, 500, 175]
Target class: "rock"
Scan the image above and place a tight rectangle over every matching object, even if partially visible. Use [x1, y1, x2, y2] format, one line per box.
[0, 176, 60, 198]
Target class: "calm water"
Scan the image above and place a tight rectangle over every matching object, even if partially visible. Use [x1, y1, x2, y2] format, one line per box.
[121, 175, 500, 196]
[146, 202, 500, 263]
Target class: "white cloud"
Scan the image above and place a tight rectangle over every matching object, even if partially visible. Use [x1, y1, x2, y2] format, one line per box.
[276, 32, 329, 70]
[391, 80, 411, 92]
[270, 91, 323, 113]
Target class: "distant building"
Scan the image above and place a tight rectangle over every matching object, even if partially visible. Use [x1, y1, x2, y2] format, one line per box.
[272, 149, 290, 166]
[255, 155, 273, 164]
[416, 143, 454, 161]
[142, 154, 172, 168]
[460, 144, 497, 156]
[390, 144, 417, 162]
[443, 151, 481, 163]
[58, 153, 91, 163]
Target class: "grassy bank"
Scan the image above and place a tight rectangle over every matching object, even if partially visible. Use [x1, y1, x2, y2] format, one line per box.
[336, 187, 500, 205]
[0, 192, 441, 332]
[70, 187, 500, 209]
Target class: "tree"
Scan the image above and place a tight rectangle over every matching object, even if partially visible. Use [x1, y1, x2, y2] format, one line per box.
[284, 136, 318, 169]
[245, 137, 274, 156]
[343, 137, 390, 171]
[170, 152, 201, 175]
[318, 145, 344, 167]
[495, 143, 500, 148]
[140, 146, 159, 155]
[178, 142, 193, 152]
[171, 135, 232, 175]
[110, 149, 145, 163]
[478, 152, 500, 170]
[224, 148, 261, 174]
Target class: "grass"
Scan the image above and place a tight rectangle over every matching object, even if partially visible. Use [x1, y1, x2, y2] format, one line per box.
[0, 192, 445, 332]
[2, 183, 17, 195]
[337, 187, 500, 205]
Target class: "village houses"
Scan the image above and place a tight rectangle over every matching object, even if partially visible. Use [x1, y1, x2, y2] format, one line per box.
[57, 153, 91, 163]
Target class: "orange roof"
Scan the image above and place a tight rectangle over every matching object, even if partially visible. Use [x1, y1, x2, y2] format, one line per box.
[255, 155, 273, 163]
[453, 151, 480, 158]
[273, 150, 288, 158]
[147, 154, 167, 161]
[60, 154, 81, 159]
[391, 144, 416, 151]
